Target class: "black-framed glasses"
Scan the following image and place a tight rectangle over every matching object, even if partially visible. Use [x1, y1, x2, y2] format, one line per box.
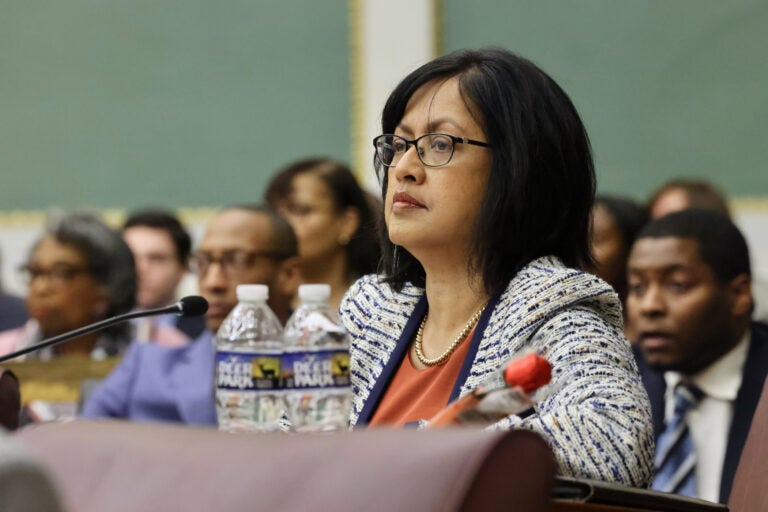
[19, 263, 91, 286]
[189, 250, 289, 276]
[373, 133, 490, 168]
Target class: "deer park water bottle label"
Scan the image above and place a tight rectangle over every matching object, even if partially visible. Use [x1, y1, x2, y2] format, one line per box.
[216, 351, 281, 391]
[283, 349, 350, 390]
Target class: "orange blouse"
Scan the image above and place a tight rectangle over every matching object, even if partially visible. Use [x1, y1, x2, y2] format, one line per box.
[369, 328, 475, 426]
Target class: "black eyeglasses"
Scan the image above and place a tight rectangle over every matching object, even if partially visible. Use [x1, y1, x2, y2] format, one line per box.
[190, 250, 289, 276]
[19, 263, 91, 286]
[373, 133, 490, 168]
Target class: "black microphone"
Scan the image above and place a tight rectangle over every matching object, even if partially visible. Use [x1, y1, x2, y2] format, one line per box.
[0, 295, 209, 363]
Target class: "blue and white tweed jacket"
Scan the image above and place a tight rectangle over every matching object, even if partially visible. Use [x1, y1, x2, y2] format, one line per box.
[339, 255, 654, 487]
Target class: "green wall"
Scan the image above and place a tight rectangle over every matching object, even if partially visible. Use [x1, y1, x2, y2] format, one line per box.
[4, 1, 766, 210]
[443, 0, 768, 199]
[0, 1, 350, 211]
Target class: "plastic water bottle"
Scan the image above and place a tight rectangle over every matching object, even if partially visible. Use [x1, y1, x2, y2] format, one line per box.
[282, 284, 352, 432]
[215, 284, 284, 432]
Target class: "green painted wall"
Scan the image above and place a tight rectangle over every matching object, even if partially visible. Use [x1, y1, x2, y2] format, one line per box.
[443, 0, 768, 199]
[0, 1, 350, 210]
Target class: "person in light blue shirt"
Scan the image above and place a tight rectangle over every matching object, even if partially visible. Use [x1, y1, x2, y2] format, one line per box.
[82, 205, 300, 425]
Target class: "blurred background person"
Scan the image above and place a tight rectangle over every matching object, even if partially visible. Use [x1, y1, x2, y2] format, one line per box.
[648, 178, 730, 220]
[590, 195, 649, 339]
[628, 209, 766, 503]
[647, 177, 768, 322]
[122, 208, 205, 346]
[265, 157, 380, 310]
[82, 205, 299, 425]
[0, 247, 28, 333]
[0, 211, 136, 360]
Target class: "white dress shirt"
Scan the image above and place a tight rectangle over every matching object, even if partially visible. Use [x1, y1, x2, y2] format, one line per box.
[664, 330, 750, 502]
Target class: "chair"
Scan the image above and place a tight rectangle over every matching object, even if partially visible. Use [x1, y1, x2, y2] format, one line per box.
[0, 367, 20, 430]
[14, 420, 557, 512]
[728, 375, 768, 512]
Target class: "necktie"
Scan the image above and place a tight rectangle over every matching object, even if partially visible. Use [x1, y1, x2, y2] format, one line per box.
[652, 382, 704, 496]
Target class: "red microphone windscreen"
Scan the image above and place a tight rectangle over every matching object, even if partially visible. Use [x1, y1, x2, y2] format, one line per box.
[502, 353, 551, 393]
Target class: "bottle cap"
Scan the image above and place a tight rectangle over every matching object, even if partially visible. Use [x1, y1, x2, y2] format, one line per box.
[298, 284, 331, 302]
[236, 284, 269, 302]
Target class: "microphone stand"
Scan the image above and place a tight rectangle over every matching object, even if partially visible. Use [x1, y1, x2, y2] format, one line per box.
[0, 304, 182, 363]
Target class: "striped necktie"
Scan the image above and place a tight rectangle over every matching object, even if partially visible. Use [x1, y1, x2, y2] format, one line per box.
[652, 382, 704, 497]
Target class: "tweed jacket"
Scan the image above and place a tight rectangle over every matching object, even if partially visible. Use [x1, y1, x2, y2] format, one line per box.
[339, 256, 654, 487]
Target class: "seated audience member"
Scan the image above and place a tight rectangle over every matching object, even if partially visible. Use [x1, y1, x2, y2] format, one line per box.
[627, 209, 767, 503]
[0, 212, 136, 360]
[339, 48, 653, 486]
[590, 195, 649, 321]
[265, 158, 380, 310]
[647, 177, 768, 322]
[647, 178, 730, 220]
[81, 205, 299, 425]
[122, 208, 205, 345]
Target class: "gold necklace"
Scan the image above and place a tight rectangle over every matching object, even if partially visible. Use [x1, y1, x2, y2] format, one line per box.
[413, 305, 486, 367]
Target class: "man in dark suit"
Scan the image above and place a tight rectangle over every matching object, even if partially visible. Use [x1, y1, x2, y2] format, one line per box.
[122, 209, 205, 345]
[628, 209, 768, 503]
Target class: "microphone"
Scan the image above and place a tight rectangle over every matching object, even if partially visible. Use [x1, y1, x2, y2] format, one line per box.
[0, 296, 209, 363]
[501, 353, 552, 392]
[428, 353, 552, 427]
[175, 295, 209, 317]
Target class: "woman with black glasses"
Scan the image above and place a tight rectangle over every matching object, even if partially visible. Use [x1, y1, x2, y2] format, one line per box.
[0, 211, 136, 361]
[339, 48, 653, 487]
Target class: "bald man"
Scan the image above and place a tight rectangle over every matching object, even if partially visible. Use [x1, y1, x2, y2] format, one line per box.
[82, 205, 300, 425]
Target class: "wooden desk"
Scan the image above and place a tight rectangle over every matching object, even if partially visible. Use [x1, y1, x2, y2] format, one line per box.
[3, 356, 119, 404]
[555, 502, 659, 512]
[552, 477, 728, 512]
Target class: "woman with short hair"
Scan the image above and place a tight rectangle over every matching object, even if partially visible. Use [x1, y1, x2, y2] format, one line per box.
[0, 211, 136, 360]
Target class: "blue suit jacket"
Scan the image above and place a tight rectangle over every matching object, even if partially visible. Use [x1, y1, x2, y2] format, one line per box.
[635, 321, 768, 503]
[0, 291, 28, 332]
[81, 330, 217, 426]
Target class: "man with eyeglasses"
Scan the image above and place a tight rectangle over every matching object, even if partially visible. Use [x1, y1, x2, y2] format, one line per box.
[82, 205, 300, 425]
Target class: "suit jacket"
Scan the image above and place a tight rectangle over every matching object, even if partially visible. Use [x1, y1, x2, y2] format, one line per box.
[636, 321, 768, 503]
[81, 331, 217, 426]
[0, 292, 28, 332]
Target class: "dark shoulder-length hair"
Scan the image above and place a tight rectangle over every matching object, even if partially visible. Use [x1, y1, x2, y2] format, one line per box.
[266, 157, 381, 281]
[376, 47, 595, 296]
